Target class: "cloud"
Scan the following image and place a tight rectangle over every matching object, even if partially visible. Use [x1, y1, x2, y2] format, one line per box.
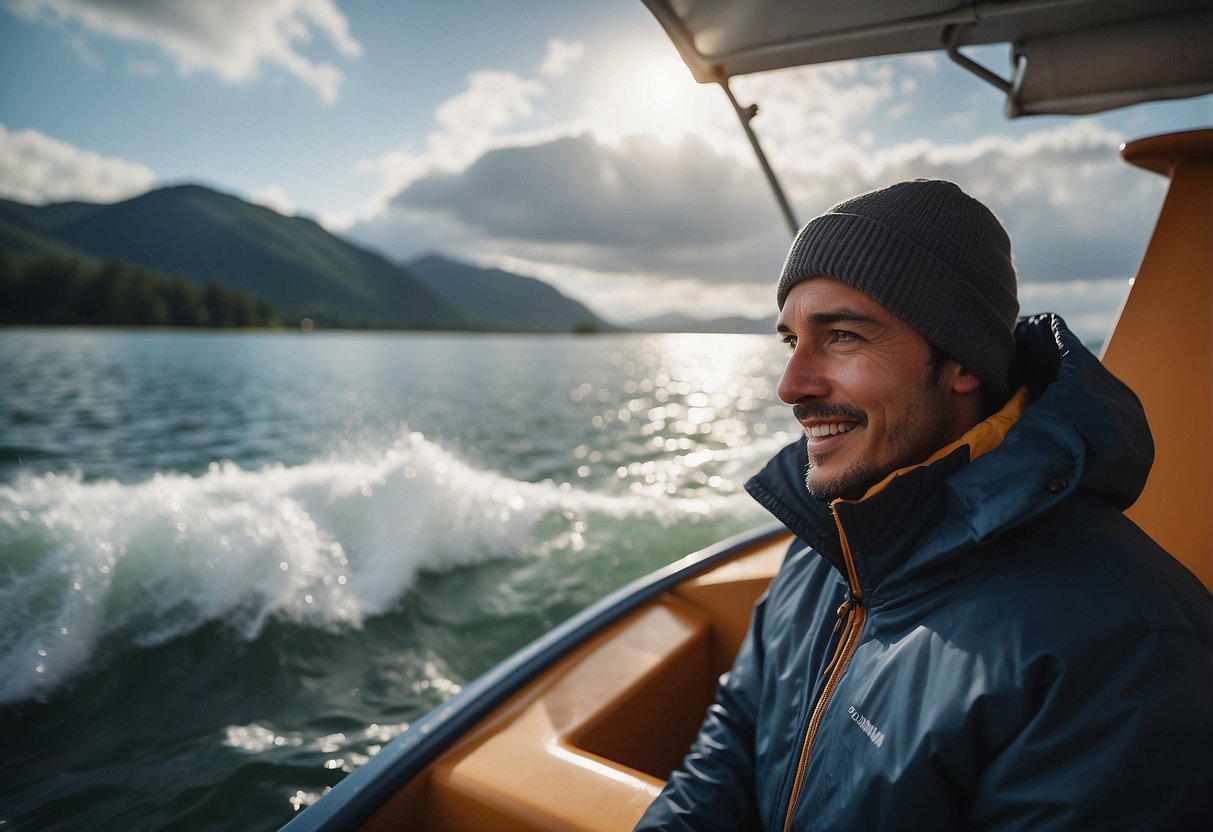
[250, 184, 296, 217]
[399, 133, 752, 248]
[386, 118, 1160, 283]
[904, 53, 942, 72]
[0, 122, 154, 204]
[325, 66, 559, 231]
[539, 38, 585, 77]
[388, 131, 786, 277]
[434, 71, 545, 140]
[1018, 278, 1130, 346]
[844, 121, 1166, 284]
[7, 0, 361, 103]
[732, 61, 896, 154]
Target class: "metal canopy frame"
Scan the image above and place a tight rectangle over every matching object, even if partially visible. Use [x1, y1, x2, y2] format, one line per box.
[643, 0, 1213, 236]
[717, 77, 801, 235]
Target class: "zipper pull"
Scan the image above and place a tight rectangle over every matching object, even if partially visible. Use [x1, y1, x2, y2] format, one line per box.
[832, 594, 854, 633]
[823, 593, 856, 678]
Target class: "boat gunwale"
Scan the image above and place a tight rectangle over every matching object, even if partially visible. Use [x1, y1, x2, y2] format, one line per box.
[280, 520, 788, 831]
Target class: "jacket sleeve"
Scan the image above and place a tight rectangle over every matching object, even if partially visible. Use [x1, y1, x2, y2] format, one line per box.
[968, 627, 1213, 830]
[633, 592, 768, 830]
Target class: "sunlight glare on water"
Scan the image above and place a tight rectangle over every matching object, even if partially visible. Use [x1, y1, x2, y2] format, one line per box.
[580, 333, 792, 498]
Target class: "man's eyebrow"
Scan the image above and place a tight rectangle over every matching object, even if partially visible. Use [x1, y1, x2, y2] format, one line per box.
[776, 308, 880, 332]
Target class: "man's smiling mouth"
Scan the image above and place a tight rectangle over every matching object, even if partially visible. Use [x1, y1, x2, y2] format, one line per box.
[793, 403, 867, 439]
[806, 422, 857, 438]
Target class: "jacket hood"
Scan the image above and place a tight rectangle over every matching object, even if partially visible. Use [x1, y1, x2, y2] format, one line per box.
[1008, 313, 1153, 511]
[746, 313, 1154, 596]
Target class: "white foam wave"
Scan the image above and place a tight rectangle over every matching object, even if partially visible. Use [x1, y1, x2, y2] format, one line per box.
[0, 431, 746, 704]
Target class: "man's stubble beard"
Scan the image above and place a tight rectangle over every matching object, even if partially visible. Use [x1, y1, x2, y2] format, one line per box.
[805, 372, 952, 504]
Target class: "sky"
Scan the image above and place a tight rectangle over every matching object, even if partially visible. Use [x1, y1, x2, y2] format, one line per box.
[0, 0, 1209, 336]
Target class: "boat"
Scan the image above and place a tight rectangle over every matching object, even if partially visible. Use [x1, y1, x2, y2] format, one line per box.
[282, 2, 1211, 829]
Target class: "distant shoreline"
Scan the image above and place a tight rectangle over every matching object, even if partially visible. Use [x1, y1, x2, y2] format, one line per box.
[0, 323, 784, 337]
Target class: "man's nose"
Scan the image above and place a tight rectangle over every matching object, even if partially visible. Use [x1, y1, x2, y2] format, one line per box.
[778, 346, 830, 405]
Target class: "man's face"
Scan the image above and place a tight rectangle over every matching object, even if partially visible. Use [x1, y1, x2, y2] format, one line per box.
[776, 277, 966, 503]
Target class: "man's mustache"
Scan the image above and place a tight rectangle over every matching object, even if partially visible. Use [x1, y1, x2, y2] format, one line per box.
[792, 403, 866, 425]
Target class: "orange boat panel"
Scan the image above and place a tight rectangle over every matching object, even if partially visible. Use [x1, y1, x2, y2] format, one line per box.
[359, 534, 789, 830]
[1103, 129, 1213, 589]
[671, 539, 786, 669]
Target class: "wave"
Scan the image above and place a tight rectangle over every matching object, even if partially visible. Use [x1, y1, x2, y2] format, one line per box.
[0, 431, 757, 705]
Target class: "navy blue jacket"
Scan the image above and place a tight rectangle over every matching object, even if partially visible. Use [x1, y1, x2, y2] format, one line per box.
[637, 314, 1213, 830]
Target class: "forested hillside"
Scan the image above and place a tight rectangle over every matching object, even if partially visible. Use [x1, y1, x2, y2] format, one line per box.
[0, 249, 280, 328]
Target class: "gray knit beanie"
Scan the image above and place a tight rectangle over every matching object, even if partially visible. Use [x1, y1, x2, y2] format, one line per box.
[776, 179, 1019, 399]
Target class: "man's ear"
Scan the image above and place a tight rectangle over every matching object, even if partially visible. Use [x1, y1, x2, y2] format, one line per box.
[940, 360, 981, 395]
[950, 365, 982, 395]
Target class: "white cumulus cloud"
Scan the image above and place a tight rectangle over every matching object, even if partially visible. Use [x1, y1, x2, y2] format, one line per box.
[539, 38, 585, 77]
[6, 0, 362, 103]
[0, 122, 154, 204]
[250, 184, 297, 217]
[845, 121, 1166, 285]
[434, 70, 545, 139]
[326, 67, 558, 231]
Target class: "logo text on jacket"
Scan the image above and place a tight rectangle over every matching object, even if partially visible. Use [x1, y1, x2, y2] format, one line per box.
[848, 705, 885, 748]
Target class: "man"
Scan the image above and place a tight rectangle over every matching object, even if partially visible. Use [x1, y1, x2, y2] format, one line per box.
[636, 180, 1213, 830]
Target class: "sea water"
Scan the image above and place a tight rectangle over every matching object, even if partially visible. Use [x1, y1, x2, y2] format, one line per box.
[0, 327, 795, 831]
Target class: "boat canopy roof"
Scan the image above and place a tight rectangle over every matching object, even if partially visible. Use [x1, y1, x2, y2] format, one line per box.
[642, 0, 1213, 116]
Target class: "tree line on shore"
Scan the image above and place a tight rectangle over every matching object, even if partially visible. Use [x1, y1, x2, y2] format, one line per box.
[0, 249, 281, 328]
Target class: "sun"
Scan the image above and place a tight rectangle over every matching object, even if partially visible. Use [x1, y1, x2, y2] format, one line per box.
[639, 56, 694, 108]
[582, 49, 731, 144]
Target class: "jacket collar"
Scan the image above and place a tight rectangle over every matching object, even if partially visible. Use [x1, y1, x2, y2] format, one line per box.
[746, 392, 1024, 600]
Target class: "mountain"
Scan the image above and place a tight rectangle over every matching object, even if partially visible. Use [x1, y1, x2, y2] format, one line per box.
[628, 311, 777, 334]
[0, 199, 96, 260]
[0, 185, 467, 329]
[406, 254, 615, 333]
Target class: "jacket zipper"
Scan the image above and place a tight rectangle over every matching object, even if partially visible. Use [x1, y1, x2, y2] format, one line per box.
[780, 512, 865, 832]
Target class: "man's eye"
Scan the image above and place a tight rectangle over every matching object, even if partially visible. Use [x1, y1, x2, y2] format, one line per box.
[833, 330, 858, 343]
[781, 335, 797, 350]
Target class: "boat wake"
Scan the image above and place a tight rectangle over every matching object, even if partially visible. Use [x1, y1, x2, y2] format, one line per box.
[0, 430, 757, 705]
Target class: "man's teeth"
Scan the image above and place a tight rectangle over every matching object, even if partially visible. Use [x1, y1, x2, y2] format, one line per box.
[807, 423, 855, 438]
